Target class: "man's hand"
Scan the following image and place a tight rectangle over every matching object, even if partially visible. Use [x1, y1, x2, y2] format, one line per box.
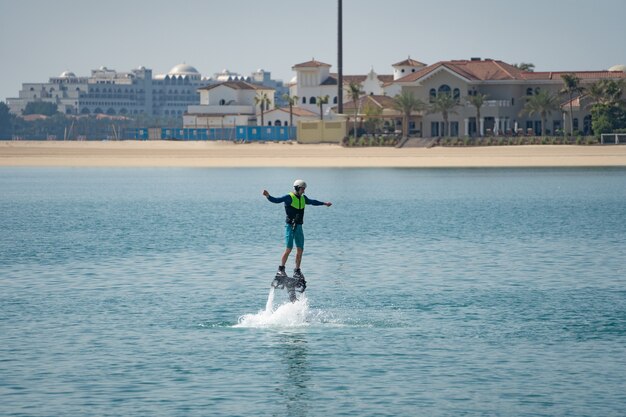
[325, 202, 332, 207]
[262, 190, 269, 197]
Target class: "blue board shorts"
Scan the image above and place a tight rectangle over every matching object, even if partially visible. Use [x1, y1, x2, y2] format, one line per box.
[285, 224, 304, 249]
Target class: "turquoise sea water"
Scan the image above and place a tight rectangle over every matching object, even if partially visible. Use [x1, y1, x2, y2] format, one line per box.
[1, 167, 625, 416]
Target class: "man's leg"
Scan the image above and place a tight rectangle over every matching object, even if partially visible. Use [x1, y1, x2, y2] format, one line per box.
[281, 223, 295, 267]
[295, 247, 303, 269]
[293, 225, 305, 271]
[281, 247, 292, 267]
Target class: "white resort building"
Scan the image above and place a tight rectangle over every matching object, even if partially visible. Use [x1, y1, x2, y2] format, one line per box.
[7, 64, 209, 117]
[183, 81, 275, 128]
[6, 64, 287, 118]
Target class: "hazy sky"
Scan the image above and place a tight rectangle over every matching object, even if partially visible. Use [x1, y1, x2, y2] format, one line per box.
[1, 0, 625, 101]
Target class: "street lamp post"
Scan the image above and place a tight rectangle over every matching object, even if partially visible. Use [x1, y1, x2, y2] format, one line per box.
[337, 0, 343, 114]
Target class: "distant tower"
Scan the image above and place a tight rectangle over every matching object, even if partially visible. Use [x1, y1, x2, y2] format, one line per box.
[392, 57, 426, 80]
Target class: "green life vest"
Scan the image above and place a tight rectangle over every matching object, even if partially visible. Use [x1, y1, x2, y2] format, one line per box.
[285, 192, 306, 224]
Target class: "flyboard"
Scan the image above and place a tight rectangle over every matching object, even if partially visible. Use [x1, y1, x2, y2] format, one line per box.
[271, 273, 306, 303]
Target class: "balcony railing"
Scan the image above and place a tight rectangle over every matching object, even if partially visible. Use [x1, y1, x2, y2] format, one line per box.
[488, 100, 512, 107]
[465, 99, 512, 108]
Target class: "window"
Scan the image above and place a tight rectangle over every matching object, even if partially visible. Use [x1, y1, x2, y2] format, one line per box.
[453, 88, 460, 102]
[302, 97, 306, 104]
[310, 97, 316, 104]
[469, 117, 477, 136]
[219, 99, 226, 105]
[431, 121, 439, 137]
[450, 121, 459, 137]
[333, 96, 338, 104]
[583, 115, 592, 134]
[526, 88, 533, 96]
[438, 84, 451, 96]
[429, 88, 436, 103]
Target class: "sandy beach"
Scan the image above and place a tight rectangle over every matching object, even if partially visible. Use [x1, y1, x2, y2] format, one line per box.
[1, 140, 626, 168]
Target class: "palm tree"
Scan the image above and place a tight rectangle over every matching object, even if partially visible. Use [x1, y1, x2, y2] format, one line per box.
[560, 74, 584, 136]
[586, 79, 626, 136]
[587, 79, 626, 107]
[316, 95, 329, 120]
[429, 93, 459, 137]
[513, 62, 535, 72]
[363, 101, 383, 134]
[254, 92, 271, 126]
[520, 89, 560, 136]
[467, 90, 488, 137]
[347, 82, 364, 137]
[392, 91, 426, 138]
[281, 93, 298, 127]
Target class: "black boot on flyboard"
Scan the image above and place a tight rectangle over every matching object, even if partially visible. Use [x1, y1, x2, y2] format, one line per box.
[271, 266, 306, 303]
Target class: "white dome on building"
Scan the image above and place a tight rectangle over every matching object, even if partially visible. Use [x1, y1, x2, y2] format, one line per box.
[608, 64, 626, 72]
[59, 71, 76, 78]
[168, 63, 200, 75]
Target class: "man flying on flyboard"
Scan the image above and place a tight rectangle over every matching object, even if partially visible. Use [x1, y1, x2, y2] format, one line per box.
[263, 179, 332, 302]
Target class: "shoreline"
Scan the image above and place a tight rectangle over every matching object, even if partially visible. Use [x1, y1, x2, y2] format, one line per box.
[2, 140, 626, 168]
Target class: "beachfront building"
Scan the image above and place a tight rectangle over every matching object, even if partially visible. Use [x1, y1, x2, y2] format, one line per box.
[288, 58, 422, 120]
[289, 60, 337, 118]
[212, 68, 289, 107]
[6, 64, 211, 117]
[293, 56, 626, 137]
[7, 65, 289, 118]
[183, 81, 275, 128]
[262, 106, 319, 126]
[390, 58, 626, 137]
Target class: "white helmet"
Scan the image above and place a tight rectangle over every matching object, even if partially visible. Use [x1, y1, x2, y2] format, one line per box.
[293, 179, 307, 189]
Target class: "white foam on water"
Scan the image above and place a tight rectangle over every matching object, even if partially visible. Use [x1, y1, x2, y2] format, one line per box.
[235, 287, 311, 328]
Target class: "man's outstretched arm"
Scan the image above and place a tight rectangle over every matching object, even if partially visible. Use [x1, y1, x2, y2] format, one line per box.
[263, 190, 290, 204]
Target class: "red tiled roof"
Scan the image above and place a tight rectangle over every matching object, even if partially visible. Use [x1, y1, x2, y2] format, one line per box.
[341, 95, 397, 111]
[329, 73, 394, 85]
[396, 59, 526, 82]
[198, 81, 273, 91]
[393, 58, 426, 67]
[341, 75, 366, 83]
[522, 71, 626, 80]
[321, 76, 338, 86]
[395, 59, 626, 83]
[21, 114, 48, 121]
[267, 107, 319, 117]
[292, 59, 332, 69]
